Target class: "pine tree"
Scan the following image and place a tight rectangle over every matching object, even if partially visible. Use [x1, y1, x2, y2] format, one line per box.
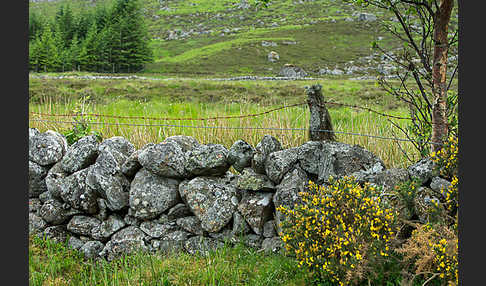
[36, 25, 61, 72]
[78, 23, 101, 72]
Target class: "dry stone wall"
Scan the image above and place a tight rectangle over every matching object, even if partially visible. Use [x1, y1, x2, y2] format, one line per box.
[28, 128, 441, 260]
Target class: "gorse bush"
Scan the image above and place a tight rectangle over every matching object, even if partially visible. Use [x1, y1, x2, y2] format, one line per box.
[396, 136, 459, 285]
[277, 177, 399, 285]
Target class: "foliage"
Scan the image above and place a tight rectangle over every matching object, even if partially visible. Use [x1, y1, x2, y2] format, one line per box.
[431, 135, 458, 180]
[277, 177, 399, 285]
[62, 95, 102, 145]
[28, 0, 153, 73]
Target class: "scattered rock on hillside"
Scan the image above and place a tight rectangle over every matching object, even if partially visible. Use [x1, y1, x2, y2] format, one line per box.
[267, 51, 280, 62]
[279, 65, 308, 78]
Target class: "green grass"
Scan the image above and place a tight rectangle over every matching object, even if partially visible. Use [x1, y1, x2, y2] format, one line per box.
[29, 75, 423, 168]
[29, 235, 311, 286]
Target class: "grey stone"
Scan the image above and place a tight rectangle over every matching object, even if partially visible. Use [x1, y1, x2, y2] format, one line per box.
[273, 168, 308, 234]
[238, 192, 274, 235]
[140, 221, 177, 238]
[29, 213, 47, 234]
[179, 176, 238, 233]
[358, 13, 377, 21]
[124, 214, 140, 227]
[261, 237, 284, 253]
[265, 147, 300, 184]
[236, 168, 275, 191]
[430, 176, 452, 195]
[158, 230, 191, 254]
[408, 157, 436, 184]
[167, 203, 193, 220]
[268, 51, 280, 62]
[91, 214, 126, 241]
[60, 167, 99, 214]
[45, 161, 69, 199]
[183, 236, 223, 255]
[100, 226, 148, 261]
[367, 168, 410, 191]
[43, 225, 69, 244]
[279, 65, 308, 78]
[129, 168, 181, 220]
[176, 216, 205, 235]
[68, 236, 85, 251]
[29, 130, 67, 166]
[232, 212, 251, 236]
[185, 144, 230, 176]
[228, 140, 255, 173]
[242, 234, 263, 249]
[80, 241, 105, 259]
[252, 135, 282, 174]
[29, 160, 48, 198]
[163, 135, 200, 152]
[138, 141, 187, 178]
[39, 199, 80, 225]
[60, 135, 100, 174]
[263, 220, 277, 238]
[67, 215, 101, 237]
[29, 198, 42, 214]
[38, 190, 56, 203]
[120, 149, 143, 178]
[99, 136, 135, 159]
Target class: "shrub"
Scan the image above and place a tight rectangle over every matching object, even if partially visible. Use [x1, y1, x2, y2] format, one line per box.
[277, 177, 399, 285]
[430, 135, 458, 180]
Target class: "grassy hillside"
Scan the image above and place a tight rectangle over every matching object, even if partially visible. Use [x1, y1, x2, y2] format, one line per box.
[29, 0, 401, 77]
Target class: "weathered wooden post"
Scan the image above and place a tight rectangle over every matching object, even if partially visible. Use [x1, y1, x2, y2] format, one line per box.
[305, 84, 336, 141]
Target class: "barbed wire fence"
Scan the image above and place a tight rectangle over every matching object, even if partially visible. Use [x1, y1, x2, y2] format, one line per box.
[29, 99, 442, 146]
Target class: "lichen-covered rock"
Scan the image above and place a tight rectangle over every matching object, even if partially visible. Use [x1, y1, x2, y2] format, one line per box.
[183, 236, 223, 255]
[59, 167, 99, 214]
[129, 168, 181, 220]
[91, 214, 126, 241]
[238, 192, 274, 235]
[157, 230, 191, 254]
[367, 168, 410, 191]
[138, 141, 187, 178]
[242, 234, 263, 249]
[29, 160, 48, 198]
[232, 212, 251, 236]
[29, 130, 67, 166]
[179, 177, 238, 232]
[167, 203, 193, 220]
[176, 216, 205, 235]
[39, 199, 80, 225]
[67, 215, 101, 237]
[45, 161, 69, 200]
[61, 135, 100, 174]
[140, 221, 177, 238]
[43, 225, 69, 244]
[100, 226, 148, 261]
[228, 140, 255, 173]
[163, 135, 200, 152]
[430, 176, 452, 195]
[38, 190, 56, 203]
[350, 162, 386, 184]
[261, 237, 284, 253]
[273, 168, 308, 234]
[80, 241, 105, 259]
[29, 213, 47, 234]
[185, 144, 230, 176]
[235, 168, 275, 191]
[99, 136, 135, 159]
[263, 220, 277, 238]
[120, 149, 145, 178]
[265, 147, 300, 184]
[252, 135, 282, 174]
[29, 198, 42, 214]
[408, 157, 436, 184]
[68, 236, 85, 251]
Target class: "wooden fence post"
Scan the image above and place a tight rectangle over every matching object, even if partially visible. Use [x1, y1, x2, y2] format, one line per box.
[305, 84, 336, 141]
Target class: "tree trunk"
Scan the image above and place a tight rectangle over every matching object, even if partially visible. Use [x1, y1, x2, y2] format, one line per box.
[306, 84, 336, 141]
[431, 0, 454, 152]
